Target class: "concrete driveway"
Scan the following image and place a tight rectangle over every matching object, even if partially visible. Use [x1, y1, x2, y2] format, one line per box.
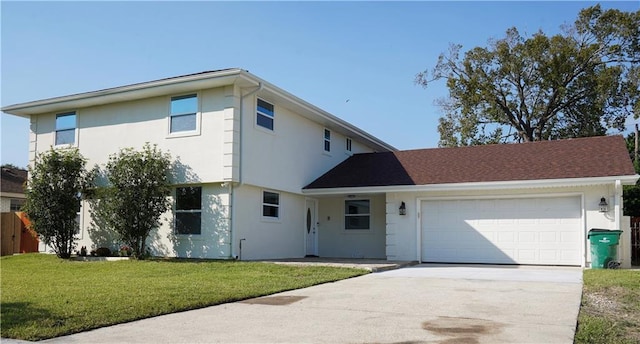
[42, 264, 582, 344]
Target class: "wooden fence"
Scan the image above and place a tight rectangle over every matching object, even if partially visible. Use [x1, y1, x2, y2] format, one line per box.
[1, 212, 38, 256]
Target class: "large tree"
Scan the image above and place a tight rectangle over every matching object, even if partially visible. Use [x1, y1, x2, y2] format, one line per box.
[623, 131, 640, 216]
[88, 144, 172, 259]
[416, 5, 639, 147]
[23, 148, 87, 258]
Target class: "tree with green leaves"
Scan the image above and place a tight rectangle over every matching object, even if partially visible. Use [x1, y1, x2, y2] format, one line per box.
[23, 148, 87, 259]
[416, 5, 639, 147]
[623, 131, 640, 216]
[87, 143, 172, 259]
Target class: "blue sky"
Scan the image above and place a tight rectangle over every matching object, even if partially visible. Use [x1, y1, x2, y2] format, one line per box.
[2, 1, 638, 168]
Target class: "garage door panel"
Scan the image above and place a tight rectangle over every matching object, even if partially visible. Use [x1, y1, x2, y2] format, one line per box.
[539, 232, 557, 242]
[422, 197, 582, 266]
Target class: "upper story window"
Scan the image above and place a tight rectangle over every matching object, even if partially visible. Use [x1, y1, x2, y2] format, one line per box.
[262, 191, 280, 218]
[345, 199, 370, 230]
[324, 129, 331, 152]
[170, 94, 198, 133]
[175, 186, 202, 235]
[257, 99, 274, 130]
[55, 112, 76, 145]
[346, 138, 352, 152]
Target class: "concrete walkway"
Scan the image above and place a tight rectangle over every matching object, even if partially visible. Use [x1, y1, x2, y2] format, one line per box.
[39, 263, 583, 344]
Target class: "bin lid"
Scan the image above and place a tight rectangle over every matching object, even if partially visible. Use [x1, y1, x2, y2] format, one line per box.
[588, 228, 622, 233]
[587, 228, 622, 239]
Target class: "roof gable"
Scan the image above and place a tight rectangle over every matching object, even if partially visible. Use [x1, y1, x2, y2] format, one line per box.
[305, 135, 636, 189]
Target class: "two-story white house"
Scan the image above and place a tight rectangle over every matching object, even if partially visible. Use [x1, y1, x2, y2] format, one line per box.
[3, 68, 638, 267]
[2, 69, 394, 260]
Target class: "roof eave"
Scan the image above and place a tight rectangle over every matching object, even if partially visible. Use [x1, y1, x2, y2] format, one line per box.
[1, 69, 251, 117]
[302, 174, 640, 195]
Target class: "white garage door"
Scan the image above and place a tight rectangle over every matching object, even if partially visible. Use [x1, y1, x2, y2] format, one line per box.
[421, 196, 582, 266]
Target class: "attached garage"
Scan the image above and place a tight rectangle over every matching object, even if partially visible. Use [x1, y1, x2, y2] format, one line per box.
[304, 136, 639, 268]
[420, 196, 582, 266]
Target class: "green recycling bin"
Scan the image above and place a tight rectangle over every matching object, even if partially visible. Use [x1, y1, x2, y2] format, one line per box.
[588, 229, 622, 269]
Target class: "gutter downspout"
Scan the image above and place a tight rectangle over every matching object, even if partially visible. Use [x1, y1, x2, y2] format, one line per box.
[614, 179, 622, 231]
[229, 82, 263, 260]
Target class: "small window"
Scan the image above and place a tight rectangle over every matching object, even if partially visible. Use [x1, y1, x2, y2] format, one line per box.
[324, 129, 331, 152]
[345, 199, 370, 230]
[346, 138, 352, 152]
[55, 112, 76, 145]
[262, 191, 280, 218]
[175, 186, 202, 235]
[257, 99, 274, 130]
[170, 94, 198, 133]
[10, 199, 25, 212]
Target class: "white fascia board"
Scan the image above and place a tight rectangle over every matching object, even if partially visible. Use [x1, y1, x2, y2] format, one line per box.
[2, 69, 249, 118]
[302, 174, 640, 196]
[0, 192, 26, 199]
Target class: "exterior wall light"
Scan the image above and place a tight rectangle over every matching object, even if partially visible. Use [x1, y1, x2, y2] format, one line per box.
[598, 197, 609, 213]
[399, 202, 406, 216]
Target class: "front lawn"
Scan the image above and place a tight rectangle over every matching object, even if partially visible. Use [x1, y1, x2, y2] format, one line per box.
[574, 269, 640, 344]
[0, 254, 367, 340]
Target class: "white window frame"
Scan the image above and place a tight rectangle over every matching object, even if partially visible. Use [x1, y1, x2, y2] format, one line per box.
[262, 190, 280, 220]
[344, 199, 371, 231]
[175, 186, 202, 235]
[324, 129, 331, 153]
[256, 98, 275, 131]
[346, 137, 353, 154]
[167, 93, 201, 137]
[54, 111, 78, 147]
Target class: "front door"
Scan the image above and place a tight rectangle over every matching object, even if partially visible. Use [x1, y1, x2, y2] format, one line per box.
[305, 199, 318, 257]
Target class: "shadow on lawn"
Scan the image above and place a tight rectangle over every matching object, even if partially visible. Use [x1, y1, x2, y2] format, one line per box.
[1, 302, 61, 337]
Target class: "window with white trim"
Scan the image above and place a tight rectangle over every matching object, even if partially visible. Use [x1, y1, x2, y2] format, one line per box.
[170, 94, 198, 133]
[346, 138, 352, 152]
[175, 186, 202, 235]
[324, 129, 331, 152]
[257, 99, 274, 130]
[345, 199, 370, 230]
[262, 191, 280, 218]
[55, 112, 76, 145]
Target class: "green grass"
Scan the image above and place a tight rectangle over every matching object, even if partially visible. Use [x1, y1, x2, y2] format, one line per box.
[0, 254, 368, 340]
[574, 269, 640, 344]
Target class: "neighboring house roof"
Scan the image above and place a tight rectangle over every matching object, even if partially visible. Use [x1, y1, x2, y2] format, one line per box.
[304, 135, 637, 190]
[1, 167, 27, 195]
[1, 68, 395, 152]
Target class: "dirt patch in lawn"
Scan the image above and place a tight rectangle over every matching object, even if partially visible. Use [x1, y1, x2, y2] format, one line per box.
[577, 275, 640, 344]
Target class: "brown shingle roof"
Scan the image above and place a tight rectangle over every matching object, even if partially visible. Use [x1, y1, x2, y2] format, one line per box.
[1, 167, 27, 194]
[305, 136, 636, 189]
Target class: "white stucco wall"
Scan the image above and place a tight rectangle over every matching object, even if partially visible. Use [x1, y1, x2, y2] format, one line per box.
[76, 183, 230, 259]
[241, 93, 374, 195]
[315, 194, 386, 259]
[0, 197, 10, 212]
[386, 184, 630, 267]
[231, 184, 306, 260]
[30, 87, 237, 184]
